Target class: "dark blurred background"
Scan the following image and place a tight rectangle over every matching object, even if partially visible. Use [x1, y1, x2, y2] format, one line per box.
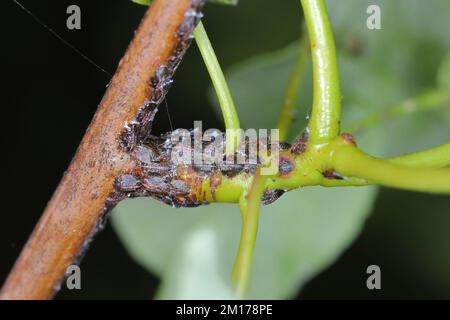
[1, 0, 449, 299]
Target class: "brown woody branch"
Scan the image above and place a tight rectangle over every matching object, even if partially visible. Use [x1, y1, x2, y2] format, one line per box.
[0, 0, 205, 300]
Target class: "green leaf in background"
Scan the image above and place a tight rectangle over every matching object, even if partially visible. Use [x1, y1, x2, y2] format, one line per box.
[113, 0, 450, 299]
[111, 40, 384, 298]
[209, 42, 310, 140]
[325, 0, 450, 156]
[436, 53, 450, 123]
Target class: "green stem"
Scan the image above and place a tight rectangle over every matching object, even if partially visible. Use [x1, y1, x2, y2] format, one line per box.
[346, 89, 450, 133]
[194, 21, 241, 153]
[301, 0, 341, 144]
[321, 142, 450, 187]
[277, 35, 309, 141]
[332, 143, 450, 194]
[232, 170, 267, 298]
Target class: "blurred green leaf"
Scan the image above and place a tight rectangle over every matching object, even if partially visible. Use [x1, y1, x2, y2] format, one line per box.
[369, 191, 450, 292]
[131, 0, 238, 6]
[112, 39, 383, 298]
[438, 54, 450, 90]
[217, 0, 450, 153]
[325, 0, 450, 156]
[112, 200, 210, 275]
